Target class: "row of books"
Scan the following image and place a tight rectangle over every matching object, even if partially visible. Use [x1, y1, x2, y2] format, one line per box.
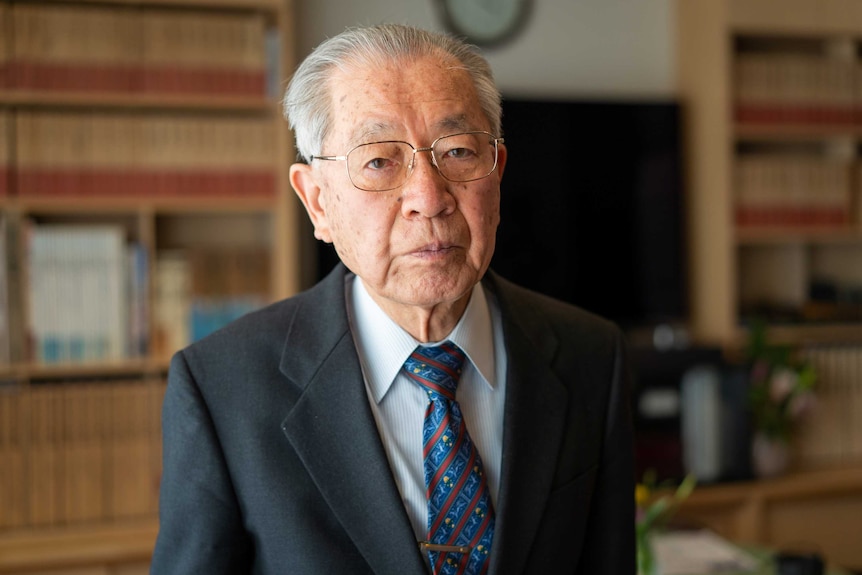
[734, 157, 855, 228]
[795, 344, 862, 466]
[735, 53, 862, 125]
[3, 110, 277, 198]
[27, 223, 147, 364]
[20, 222, 272, 365]
[0, 2, 276, 97]
[153, 247, 271, 359]
[0, 378, 166, 530]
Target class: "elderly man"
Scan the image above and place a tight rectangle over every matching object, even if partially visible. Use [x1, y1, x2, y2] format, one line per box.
[151, 23, 635, 575]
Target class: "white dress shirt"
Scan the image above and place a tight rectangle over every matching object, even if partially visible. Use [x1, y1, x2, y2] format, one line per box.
[345, 273, 507, 541]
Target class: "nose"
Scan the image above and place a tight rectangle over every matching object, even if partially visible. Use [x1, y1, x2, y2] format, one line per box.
[400, 148, 455, 218]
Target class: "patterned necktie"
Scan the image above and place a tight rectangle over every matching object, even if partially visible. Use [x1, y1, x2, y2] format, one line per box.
[403, 341, 495, 575]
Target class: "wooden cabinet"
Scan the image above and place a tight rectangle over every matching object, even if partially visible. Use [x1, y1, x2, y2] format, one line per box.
[0, 0, 296, 570]
[678, 0, 862, 348]
[674, 466, 862, 571]
[0, 520, 157, 574]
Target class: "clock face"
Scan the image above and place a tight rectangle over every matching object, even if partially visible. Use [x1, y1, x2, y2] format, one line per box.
[440, 0, 529, 47]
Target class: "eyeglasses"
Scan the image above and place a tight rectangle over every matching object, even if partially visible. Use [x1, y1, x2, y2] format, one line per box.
[311, 131, 504, 192]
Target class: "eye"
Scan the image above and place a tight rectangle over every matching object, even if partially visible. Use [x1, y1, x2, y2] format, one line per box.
[436, 133, 484, 161]
[445, 147, 475, 160]
[366, 157, 394, 170]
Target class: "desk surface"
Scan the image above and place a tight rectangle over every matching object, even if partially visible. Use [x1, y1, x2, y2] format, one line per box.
[652, 529, 850, 575]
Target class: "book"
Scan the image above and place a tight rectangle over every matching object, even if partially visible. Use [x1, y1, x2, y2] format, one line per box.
[0, 384, 27, 529]
[141, 8, 266, 96]
[0, 2, 7, 89]
[0, 214, 9, 365]
[27, 383, 62, 526]
[9, 3, 140, 93]
[154, 250, 191, 359]
[735, 52, 857, 126]
[26, 223, 128, 363]
[8, 3, 268, 97]
[795, 345, 862, 466]
[0, 110, 8, 197]
[735, 156, 852, 228]
[103, 378, 165, 519]
[126, 242, 149, 358]
[189, 247, 270, 342]
[61, 382, 105, 523]
[15, 110, 278, 199]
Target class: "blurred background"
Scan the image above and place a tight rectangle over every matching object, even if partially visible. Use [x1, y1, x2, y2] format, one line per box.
[1, 0, 861, 573]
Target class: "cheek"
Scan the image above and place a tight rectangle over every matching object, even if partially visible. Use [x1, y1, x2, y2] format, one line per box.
[327, 191, 399, 252]
[463, 191, 500, 265]
[474, 189, 501, 233]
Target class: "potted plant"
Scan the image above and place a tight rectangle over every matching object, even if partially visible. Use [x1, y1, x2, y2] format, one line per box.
[745, 320, 817, 477]
[636, 472, 697, 575]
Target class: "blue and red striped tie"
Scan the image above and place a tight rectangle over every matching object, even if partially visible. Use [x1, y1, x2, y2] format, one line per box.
[403, 341, 495, 575]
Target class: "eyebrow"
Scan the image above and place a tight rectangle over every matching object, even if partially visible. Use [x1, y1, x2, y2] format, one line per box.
[436, 114, 471, 133]
[346, 114, 474, 147]
[348, 122, 394, 147]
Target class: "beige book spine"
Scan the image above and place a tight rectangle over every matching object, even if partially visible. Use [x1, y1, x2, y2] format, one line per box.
[0, 385, 27, 529]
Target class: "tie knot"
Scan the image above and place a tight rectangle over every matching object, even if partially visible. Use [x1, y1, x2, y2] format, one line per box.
[403, 341, 465, 400]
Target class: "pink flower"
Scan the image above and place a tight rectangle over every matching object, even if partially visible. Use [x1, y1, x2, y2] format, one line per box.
[769, 367, 797, 403]
[789, 391, 817, 419]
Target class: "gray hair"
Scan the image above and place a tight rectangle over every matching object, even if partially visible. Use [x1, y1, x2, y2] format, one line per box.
[282, 23, 502, 163]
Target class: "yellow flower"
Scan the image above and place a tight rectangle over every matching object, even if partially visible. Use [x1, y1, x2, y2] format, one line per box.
[635, 483, 651, 508]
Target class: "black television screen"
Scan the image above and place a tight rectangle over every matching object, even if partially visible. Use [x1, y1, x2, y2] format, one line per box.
[311, 97, 687, 332]
[491, 98, 688, 331]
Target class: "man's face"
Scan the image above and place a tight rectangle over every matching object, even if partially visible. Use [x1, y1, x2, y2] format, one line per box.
[292, 54, 506, 316]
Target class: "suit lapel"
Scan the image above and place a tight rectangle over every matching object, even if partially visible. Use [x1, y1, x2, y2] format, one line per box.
[276, 268, 586, 575]
[484, 274, 576, 575]
[279, 267, 427, 575]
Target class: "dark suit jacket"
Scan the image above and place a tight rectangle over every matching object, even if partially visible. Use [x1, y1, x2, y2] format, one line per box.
[151, 264, 635, 574]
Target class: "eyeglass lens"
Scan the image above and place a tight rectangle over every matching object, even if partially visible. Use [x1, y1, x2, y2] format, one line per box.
[346, 132, 498, 191]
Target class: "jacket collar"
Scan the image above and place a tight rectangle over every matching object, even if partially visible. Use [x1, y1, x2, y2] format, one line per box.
[279, 266, 574, 575]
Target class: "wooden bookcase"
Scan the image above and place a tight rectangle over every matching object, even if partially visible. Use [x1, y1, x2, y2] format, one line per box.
[677, 2, 862, 572]
[0, 0, 297, 572]
[678, 0, 862, 349]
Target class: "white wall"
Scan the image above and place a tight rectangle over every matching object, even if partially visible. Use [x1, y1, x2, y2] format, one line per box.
[294, 0, 677, 99]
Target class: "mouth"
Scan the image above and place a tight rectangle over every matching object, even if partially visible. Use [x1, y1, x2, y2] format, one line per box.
[412, 242, 458, 257]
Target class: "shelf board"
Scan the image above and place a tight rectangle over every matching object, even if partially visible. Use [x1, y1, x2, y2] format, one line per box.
[672, 463, 862, 509]
[10, 195, 280, 215]
[736, 227, 862, 245]
[0, 518, 158, 573]
[22, 0, 284, 12]
[0, 358, 171, 381]
[0, 90, 277, 114]
[731, 323, 862, 347]
[735, 123, 862, 141]
[766, 323, 862, 345]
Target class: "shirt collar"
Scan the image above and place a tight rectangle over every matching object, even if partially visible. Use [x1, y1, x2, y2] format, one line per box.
[348, 275, 496, 405]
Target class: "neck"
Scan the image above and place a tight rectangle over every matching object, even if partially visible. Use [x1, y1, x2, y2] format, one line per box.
[367, 288, 473, 343]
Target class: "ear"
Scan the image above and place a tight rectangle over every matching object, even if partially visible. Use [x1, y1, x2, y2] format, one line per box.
[495, 142, 508, 180]
[290, 163, 333, 243]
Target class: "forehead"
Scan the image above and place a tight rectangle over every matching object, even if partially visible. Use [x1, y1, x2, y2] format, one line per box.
[326, 54, 486, 145]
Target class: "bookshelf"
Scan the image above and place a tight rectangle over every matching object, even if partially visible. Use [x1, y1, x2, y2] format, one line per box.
[677, 2, 862, 571]
[0, 0, 297, 571]
[678, 0, 862, 349]
[678, 0, 862, 469]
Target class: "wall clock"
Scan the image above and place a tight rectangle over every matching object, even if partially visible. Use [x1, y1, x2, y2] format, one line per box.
[438, 0, 531, 47]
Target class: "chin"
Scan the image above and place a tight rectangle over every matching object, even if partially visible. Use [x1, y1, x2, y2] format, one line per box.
[407, 270, 476, 305]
